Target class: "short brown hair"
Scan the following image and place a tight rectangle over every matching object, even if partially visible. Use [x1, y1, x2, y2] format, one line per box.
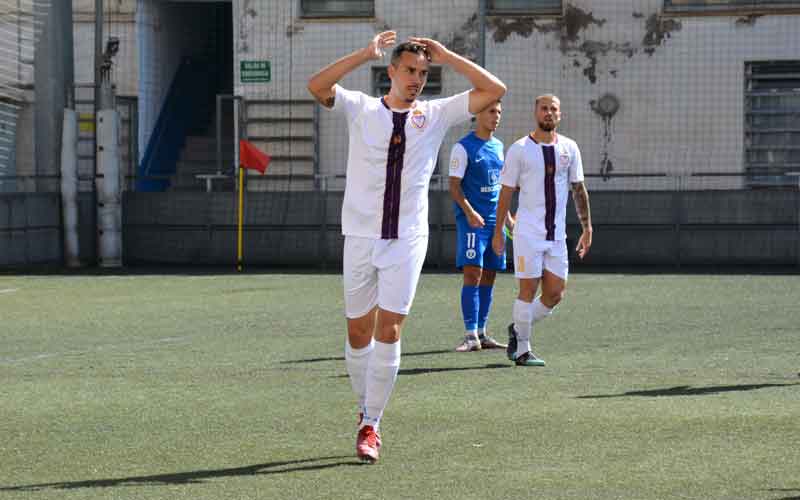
[391, 42, 431, 65]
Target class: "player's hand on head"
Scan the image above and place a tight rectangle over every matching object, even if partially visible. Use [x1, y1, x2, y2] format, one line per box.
[407, 37, 448, 63]
[367, 31, 396, 60]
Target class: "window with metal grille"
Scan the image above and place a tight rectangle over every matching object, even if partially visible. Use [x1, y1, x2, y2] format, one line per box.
[488, 0, 562, 15]
[745, 61, 800, 188]
[300, 0, 373, 18]
[665, 1, 800, 14]
[372, 66, 442, 97]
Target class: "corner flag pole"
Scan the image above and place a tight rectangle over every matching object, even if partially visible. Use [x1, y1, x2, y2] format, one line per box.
[235, 134, 269, 272]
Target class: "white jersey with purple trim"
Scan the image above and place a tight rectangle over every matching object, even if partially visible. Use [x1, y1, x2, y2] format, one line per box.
[499, 133, 584, 242]
[329, 85, 472, 239]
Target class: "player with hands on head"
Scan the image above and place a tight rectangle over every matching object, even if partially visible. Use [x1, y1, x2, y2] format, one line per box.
[308, 31, 506, 462]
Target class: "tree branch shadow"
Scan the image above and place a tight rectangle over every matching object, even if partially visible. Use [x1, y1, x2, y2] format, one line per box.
[0, 455, 362, 492]
[766, 487, 800, 500]
[282, 349, 453, 364]
[576, 382, 799, 399]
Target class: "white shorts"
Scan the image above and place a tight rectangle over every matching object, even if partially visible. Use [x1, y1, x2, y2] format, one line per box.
[343, 234, 429, 318]
[512, 235, 569, 280]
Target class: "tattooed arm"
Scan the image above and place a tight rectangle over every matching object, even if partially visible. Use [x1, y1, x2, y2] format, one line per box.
[307, 31, 396, 108]
[571, 182, 593, 259]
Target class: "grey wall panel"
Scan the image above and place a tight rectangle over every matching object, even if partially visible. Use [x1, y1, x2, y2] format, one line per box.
[25, 195, 60, 227]
[577, 227, 679, 265]
[6, 191, 800, 269]
[0, 194, 62, 267]
[682, 191, 799, 225]
[24, 229, 61, 263]
[680, 228, 797, 265]
[0, 232, 26, 265]
[566, 192, 678, 226]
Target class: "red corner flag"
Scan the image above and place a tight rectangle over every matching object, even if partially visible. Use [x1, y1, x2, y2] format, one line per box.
[239, 139, 271, 174]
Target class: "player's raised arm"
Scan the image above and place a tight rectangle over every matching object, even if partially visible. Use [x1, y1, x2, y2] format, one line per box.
[571, 181, 593, 259]
[408, 37, 506, 114]
[307, 31, 397, 108]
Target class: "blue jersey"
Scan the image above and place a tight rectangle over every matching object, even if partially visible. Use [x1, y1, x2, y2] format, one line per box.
[449, 132, 504, 226]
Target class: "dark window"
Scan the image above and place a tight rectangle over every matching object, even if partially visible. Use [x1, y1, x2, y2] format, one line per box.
[665, 0, 800, 14]
[488, 0, 562, 15]
[300, 0, 374, 18]
[372, 66, 443, 97]
[744, 61, 800, 187]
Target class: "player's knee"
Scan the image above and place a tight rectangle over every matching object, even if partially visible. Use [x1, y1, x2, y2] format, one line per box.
[463, 266, 482, 286]
[542, 289, 565, 307]
[376, 322, 401, 343]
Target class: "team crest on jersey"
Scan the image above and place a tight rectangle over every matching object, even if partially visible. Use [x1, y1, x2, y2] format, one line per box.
[546, 165, 555, 175]
[559, 150, 571, 168]
[489, 169, 500, 185]
[410, 110, 426, 129]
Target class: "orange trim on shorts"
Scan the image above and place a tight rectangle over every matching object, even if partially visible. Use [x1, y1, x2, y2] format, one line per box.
[517, 255, 525, 273]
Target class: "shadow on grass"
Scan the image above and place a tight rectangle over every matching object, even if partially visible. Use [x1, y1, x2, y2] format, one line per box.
[331, 363, 511, 378]
[399, 364, 511, 376]
[766, 488, 800, 500]
[283, 349, 453, 364]
[576, 382, 800, 399]
[0, 455, 363, 492]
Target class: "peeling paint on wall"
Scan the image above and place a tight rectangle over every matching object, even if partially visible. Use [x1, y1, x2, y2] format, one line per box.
[286, 23, 304, 37]
[445, 13, 481, 61]
[238, 0, 257, 53]
[488, 4, 603, 47]
[579, 40, 635, 83]
[561, 5, 606, 44]
[735, 14, 763, 27]
[642, 14, 682, 56]
[590, 94, 620, 181]
[489, 4, 683, 83]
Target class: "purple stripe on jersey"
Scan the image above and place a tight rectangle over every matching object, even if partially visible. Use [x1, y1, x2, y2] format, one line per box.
[381, 109, 408, 239]
[542, 145, 556, 241]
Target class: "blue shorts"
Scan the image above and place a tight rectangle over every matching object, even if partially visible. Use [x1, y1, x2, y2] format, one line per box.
[455, 218, 507, 271]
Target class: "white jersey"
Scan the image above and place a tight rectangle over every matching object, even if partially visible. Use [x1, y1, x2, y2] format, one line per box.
[499, 133, 584, 241]
[330, 85, 472, 239]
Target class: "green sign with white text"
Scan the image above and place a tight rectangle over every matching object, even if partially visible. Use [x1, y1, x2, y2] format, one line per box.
[240, 60, 271, 83]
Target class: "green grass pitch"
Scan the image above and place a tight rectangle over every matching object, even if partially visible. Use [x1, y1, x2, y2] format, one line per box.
[0, 272, 798, 500]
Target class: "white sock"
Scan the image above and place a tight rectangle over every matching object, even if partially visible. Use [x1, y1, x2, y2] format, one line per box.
[345, 338, 374, 414]
[532, 296, 554, 323]
[512, 299, 533, 359]
[465, 329, 478, 340]
[478, 326, 487, 337]
[362, 340, 401, 430]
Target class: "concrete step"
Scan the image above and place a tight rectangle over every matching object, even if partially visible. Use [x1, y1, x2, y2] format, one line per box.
[246, 100, 315, 120]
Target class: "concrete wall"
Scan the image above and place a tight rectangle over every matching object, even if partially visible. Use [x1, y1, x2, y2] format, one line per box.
[0, 194, 61, 266]
[0, 193, 96, 267]
[120, 190, 800, 268]
[3, 190, 798, 268]
[233, 0, 800, 191]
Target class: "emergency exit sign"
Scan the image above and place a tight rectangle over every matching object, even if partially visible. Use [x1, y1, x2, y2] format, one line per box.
[241, 60, 271, 83]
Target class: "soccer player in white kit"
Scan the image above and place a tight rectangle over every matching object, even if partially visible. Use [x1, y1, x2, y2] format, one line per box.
[308, 31, 506, 462]
[492, 95, 593, 367]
